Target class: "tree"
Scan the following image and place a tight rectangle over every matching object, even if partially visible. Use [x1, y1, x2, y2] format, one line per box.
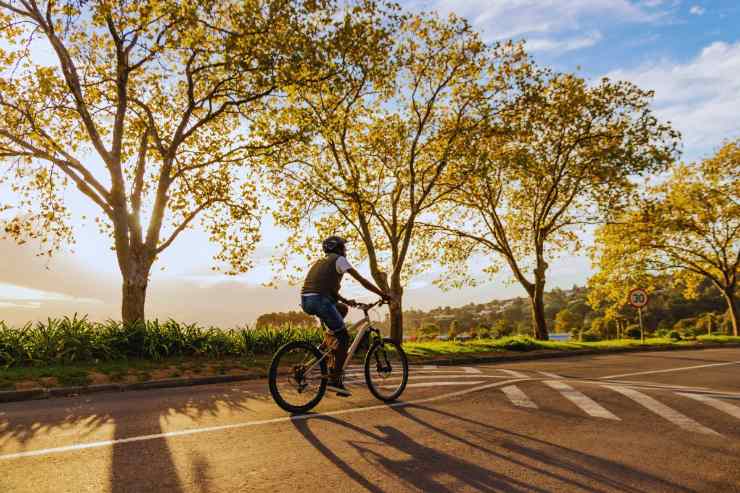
[266, 13, 526, 341]
[591, 141, 740, 335]
[432, 67, 679, 339]
[0, 0, 362, 322]
[554, 307, 581, 333]
[255, 310, 317, 329]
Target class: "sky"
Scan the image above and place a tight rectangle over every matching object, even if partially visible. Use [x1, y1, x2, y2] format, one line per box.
[1, 0, 738, 326]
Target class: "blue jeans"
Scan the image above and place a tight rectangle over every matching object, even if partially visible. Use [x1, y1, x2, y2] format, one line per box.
[301, 295, 348, 379]
[301, 294, 346, 333]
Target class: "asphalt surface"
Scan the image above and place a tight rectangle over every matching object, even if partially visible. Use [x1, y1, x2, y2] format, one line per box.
[1, 347, 739, 492]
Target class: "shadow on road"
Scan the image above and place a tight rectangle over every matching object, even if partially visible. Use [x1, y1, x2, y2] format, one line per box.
[0, 384, 267, 492]
[292, 402, 699, 493]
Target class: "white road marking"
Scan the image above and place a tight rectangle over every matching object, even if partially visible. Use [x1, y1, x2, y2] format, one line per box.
[498, 369, 529, 378]
[0, 377, 530, 461]
[501, 385, 538, 409]
[344, 375, 510, 384]
[463, 367, 482, 374]
[598, 380, 712, 391]
[539, 371, 563, 379]
[607, 385, 721, 436]
[600, 361, 740, 380]
[677, 392, 740, 420]
[421, 365, 438, 370]
[544, 381, 620, 420]
[384, 381, 485, 389]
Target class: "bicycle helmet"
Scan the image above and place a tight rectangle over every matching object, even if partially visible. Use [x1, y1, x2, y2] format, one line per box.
[322, 235, 346, 254]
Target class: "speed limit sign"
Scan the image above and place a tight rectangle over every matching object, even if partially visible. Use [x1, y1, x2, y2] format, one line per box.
[628, 288, 649, 308]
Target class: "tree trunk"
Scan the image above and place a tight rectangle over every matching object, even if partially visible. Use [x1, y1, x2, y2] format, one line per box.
[388, 275, 404, 343]
[121, 256, 151, 324]
[389, 297, 403, 343]
[721, 286, 738, 337]
[527, 256, 549, 341]
[528, 288, 549, 340]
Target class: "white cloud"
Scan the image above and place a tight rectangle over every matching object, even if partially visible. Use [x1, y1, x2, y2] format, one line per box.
[526, 31, 603, 53]
[0, 283, 102, 304]
[689, 5, 705, 15]
[606, 41, 740, 158]
[407, 0, 668, 40]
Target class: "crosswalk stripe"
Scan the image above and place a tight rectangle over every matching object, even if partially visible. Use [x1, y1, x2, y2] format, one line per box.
[545, 380, 620, 420]
[383, 381, 484, 389]
[677, 392, 740, 421]
[502, 385, 538, 409]
[344, 374, 511, 384]
[539, 371, 563, 379]
[498, 369, 528, 378]
[607, 386, 721, 436]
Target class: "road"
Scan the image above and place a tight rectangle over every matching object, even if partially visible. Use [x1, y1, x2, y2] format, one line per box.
[1, 347, 739, 492]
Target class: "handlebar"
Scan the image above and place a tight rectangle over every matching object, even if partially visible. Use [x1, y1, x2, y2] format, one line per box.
[355, 298, 388, 312]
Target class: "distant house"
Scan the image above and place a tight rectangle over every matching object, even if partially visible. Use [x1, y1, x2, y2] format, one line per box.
[548, 333, 571, 342]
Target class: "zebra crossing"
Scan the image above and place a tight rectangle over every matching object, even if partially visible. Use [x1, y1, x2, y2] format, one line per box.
[495, 372, 740, 437]
[343, 364, 740, 437]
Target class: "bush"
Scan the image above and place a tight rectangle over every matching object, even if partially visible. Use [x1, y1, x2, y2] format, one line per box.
[668, 330, 682, 341]
[580, 330, 601, 342]
[0, 317, 323, 368]
[501, 336, 537, 351]
[625, 325, 642, 340]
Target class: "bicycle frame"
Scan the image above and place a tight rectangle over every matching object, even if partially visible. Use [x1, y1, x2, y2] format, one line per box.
[302, 304, 382, 377]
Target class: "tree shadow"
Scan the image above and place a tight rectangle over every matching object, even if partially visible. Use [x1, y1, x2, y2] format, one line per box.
[0, 384, 268, 492]
[292, 403, 699, 493]
[401, 404, 698, 493]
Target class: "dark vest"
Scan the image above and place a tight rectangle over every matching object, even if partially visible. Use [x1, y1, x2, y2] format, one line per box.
[301, 253, 343, 300]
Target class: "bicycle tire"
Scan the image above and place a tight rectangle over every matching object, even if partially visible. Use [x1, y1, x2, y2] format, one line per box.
[268, 341, 327, 414]
[364, 338, 408, 402]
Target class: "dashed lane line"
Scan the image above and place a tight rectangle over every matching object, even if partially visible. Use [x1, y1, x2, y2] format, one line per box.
[606, 385, 721, 436]
[677, 392, 740, 421]
[344, 375, 510, 383]
[497, 369, 529, 378]
[384, 381, 485, 389]
[0, 378, 530, 461]
[538, 371, 563, 379]
[501, 385, 538, 409]
[544, 380, 620, 420]
[600, 361, 740, 380]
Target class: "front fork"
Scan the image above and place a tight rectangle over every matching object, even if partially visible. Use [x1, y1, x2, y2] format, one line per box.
[369, 328, 392, 374]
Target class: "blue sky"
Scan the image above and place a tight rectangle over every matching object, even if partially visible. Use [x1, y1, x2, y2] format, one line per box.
[1, 1, 738, 325]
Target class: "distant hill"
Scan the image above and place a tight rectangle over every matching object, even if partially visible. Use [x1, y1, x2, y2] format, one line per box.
[256, 276, 732, 339]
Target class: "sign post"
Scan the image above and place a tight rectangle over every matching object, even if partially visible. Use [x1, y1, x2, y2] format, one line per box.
[628, 288, 649, 343]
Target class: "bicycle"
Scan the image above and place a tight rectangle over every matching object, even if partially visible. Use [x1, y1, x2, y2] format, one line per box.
[268, 299, 409, 414]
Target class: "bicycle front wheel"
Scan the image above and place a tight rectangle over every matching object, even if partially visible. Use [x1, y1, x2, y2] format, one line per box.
[268, 341, 327, 414]
[364, 338, 408, 402]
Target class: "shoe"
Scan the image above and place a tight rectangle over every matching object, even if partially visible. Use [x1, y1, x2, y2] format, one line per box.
[327, 380, 352, 397]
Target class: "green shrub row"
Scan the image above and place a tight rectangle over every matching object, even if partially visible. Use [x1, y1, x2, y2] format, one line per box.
[0, 316, 323, 368]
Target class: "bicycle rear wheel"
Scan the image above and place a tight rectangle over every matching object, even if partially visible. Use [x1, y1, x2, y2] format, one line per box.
[364, 338, 408, 402]
[268, 341, 327, 414]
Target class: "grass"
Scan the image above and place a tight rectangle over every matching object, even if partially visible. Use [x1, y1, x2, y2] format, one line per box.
[403, 334, 740, 360]
[1, 316, 737, 392]
[0, 316, 322, 368]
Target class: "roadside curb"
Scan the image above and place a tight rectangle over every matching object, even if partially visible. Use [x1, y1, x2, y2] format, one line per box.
[2, 342, 739, 404]
[415, 342, 740, 367]
[0, 374, 262, 404]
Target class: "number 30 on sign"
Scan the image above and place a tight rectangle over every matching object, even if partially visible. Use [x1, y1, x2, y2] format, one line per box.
[628, 288, 649, 308]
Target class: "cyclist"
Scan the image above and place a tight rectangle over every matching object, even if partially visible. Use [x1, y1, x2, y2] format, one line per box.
[301, 235, 391, 396]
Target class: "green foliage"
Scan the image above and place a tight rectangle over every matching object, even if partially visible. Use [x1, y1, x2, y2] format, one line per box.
[580, 330, 602, 342]
[0, 317, 322, 368]
[668, 330, 682, 341]
[501, 336, 538, 351]
[625, 325, 642, 339]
